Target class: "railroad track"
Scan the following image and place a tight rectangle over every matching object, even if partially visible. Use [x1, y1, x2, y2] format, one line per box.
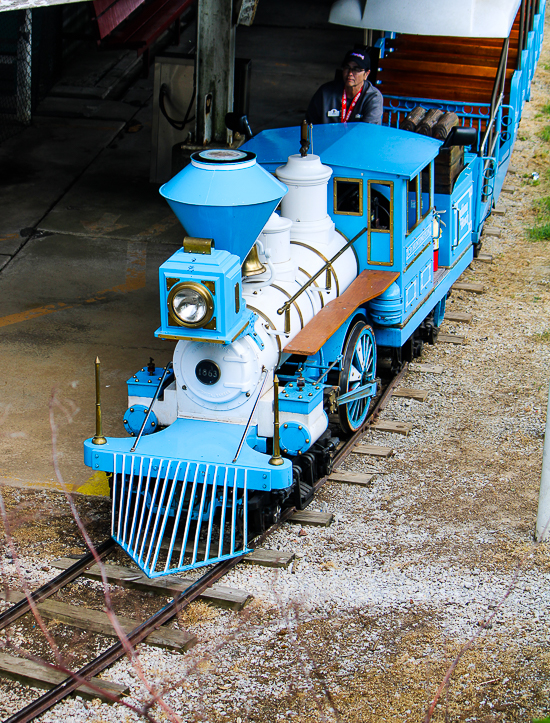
[0, 361, 412, 723]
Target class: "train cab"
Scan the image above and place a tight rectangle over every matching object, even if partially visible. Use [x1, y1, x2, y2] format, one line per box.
[244, 121, 474, 351]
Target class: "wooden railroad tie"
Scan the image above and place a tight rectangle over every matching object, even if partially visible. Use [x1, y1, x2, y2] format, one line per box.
[0, 651, 128, 703]
[370, 420, 412, 435]
[289, 510, 334, 527]
[393, 387, 428, 402]
[453, 281, 485, 294]
[409, 363, 444, 374]
[473, 253, 493, 263]
[354, 444, 394, 458]
[482, 228, 502, 237]
[328, 471, 376, 487]
[445, 311, 473, 323]
[52, 559, 252, 611]
[244, 549, 295, 568]
[501, 185, 515, 194]
[492, 204, 506, 216]
[0, 590, 195, 653]
[437, 333, 465, 345]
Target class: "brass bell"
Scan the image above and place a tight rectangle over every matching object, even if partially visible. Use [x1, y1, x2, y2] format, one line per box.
[242, 244, 267, 277]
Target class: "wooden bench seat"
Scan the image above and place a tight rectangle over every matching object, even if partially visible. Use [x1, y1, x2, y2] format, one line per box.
[378, 15, 522, 108]
[386, 42, 514, 61]
[386, 30, 519, 52]
[381, 49, 519, 68]
[379, 77, 511, 105]
[379, 59, 515, 81]
[283, 270, 399, 357]
[92, 0, 194, 75]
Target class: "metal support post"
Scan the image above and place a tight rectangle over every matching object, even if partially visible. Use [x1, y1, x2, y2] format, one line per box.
[535, 384, 550, 540]
[196, 0, 235, 145]
[16, 9, 32, 126]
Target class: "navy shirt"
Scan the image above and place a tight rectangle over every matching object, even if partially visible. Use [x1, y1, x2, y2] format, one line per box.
[306, 79, 383, 125]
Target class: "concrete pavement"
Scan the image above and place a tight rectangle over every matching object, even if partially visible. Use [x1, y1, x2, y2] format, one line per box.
[0, 0, 360, 493]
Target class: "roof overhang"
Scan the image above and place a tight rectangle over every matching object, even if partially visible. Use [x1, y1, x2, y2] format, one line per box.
[0, 0, 88, 11]
[329, 0, 522, 38]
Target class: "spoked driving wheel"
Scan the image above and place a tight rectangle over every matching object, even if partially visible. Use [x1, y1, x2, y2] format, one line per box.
[338, 320, 377, 434]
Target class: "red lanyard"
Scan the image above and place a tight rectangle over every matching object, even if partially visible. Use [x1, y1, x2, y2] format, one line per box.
[341, 88, 361, 122]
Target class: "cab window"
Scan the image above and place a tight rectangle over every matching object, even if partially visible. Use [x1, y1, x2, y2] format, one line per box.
[369, 183, 392, 230]
[334, 178, 363, 215]
[407, 162, 433, 234]
[367, 180, 394, 266]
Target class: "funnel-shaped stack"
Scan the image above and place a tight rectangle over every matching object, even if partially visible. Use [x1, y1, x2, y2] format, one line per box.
[160, 149, 288, 262]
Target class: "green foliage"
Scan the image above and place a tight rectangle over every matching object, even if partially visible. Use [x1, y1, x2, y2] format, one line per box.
[529, 196, 550, 239]
[532, 717, 550, 723]
[536, 196, 550, 214]
[529, 223, 550, 240]
[541, 103, 550, 115]
[533, 329, 550, 342]
[539, 125, 550, 142]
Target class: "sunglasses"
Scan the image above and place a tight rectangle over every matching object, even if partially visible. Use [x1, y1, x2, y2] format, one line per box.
[342, 65, 366, 74]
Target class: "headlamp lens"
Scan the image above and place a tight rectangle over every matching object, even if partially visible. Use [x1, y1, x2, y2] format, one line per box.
[172, 287, 208, 324]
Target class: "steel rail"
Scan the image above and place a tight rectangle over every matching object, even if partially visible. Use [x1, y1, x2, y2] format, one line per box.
[4, 501, 296, 723]
[5, 363, 408, 722]
[0, 537, 115, 632]
[315, 361, 409, 492]
[4, 558, 235, 723]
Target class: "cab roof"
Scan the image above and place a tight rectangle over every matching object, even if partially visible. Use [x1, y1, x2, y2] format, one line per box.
[243, 123, 441, 181]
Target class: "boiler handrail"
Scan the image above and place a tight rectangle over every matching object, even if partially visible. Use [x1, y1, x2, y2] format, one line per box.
[276, 227, 367, 332]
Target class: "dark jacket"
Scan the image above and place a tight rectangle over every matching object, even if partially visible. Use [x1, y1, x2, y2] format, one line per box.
[306, 79, 383, 125]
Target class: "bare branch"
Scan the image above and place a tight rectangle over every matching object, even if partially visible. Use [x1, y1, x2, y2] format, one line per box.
[423, 514, 550, 723]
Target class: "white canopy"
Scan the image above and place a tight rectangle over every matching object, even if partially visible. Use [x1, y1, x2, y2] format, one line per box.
[329, 0, 522, 38]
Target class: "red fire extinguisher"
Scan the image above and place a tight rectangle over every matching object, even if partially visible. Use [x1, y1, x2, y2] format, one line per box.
[433, 211, 443, 272]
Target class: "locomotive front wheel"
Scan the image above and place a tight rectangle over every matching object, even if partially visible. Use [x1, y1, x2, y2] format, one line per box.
[338, 321, 377, 434]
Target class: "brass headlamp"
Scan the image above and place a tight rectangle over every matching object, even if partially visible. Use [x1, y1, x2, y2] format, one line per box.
[167, 281, 214, 328]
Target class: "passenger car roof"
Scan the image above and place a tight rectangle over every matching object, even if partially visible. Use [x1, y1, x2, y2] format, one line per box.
[329, 0, 521, 38]
[243, 123, 441, 180]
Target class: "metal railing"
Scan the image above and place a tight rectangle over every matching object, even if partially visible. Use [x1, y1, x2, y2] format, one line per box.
[276, 227, 366, 333]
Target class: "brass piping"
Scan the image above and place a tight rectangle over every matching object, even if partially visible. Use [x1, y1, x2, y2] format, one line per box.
[298, 266, 325, 308]
[272, 284, 305, 329]
[92, 357, 107, 445]
[290, 242, 340, 296]
[269, 375, 284, 466]
[280, 228, 366, 318]
[336, 229, 360, 272]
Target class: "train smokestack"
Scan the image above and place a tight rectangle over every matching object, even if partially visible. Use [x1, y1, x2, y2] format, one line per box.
[160, 149, 288, 263]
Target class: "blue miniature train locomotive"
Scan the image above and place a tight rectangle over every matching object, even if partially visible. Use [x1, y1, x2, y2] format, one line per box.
[84, 0, 545, 578]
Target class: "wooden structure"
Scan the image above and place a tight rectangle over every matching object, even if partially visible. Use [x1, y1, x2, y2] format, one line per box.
[91, 0, 194, 74]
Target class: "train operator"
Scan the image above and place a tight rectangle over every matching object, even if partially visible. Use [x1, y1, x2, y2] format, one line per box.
[306, 49, 383, 125]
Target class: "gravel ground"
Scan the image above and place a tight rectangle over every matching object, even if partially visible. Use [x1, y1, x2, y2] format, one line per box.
[2, 15, 550, 723]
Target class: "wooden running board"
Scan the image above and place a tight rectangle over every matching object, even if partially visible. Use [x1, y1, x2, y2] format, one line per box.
[283, 269, 399, 356]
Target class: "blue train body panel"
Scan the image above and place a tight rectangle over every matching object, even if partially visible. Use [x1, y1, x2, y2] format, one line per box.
[84, 419, 292, 492]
